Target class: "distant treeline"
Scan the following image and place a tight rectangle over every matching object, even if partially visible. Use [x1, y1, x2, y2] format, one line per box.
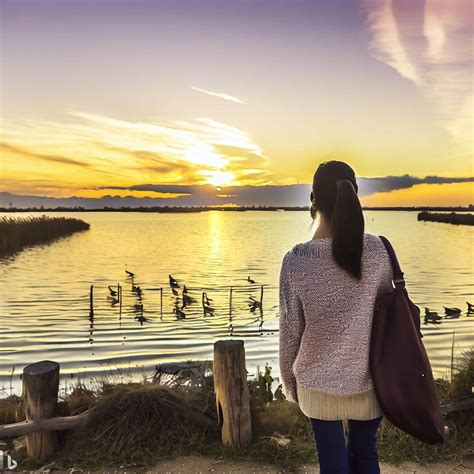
[0, 216, 90, 255]
[418, 211, 474, 226]
[0, 205, 473, 213]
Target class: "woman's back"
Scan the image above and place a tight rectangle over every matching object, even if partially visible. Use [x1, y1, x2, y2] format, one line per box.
[279, 232, 393, 402]
[281, 161, 392, 471]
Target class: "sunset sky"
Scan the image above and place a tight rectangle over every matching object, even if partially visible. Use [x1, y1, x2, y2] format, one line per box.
[1, 0, 473, 207]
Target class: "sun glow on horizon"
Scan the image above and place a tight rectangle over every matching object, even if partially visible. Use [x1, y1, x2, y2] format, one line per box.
[205, 170, 236, 187]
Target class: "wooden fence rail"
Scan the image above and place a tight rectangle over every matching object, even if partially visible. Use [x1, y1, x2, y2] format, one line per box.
[2, 342, 471, 464]
[0, 340, 252, 462]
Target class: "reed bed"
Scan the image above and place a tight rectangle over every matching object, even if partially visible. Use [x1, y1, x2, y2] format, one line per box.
[0, 215, 90, 254]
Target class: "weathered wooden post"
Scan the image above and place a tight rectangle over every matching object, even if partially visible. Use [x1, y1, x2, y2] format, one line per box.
[259, 285, 264, 307]
[213, 340, 252, 448]
[160, 287, 163, 318]
[450, 331, 455, 383]
[229, 287, 233, 316]
[89, 284, 94, 317]
[23, 361, 60, 462]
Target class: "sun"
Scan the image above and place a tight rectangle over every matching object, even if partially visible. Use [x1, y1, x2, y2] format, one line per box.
[207, 170, 235, 187]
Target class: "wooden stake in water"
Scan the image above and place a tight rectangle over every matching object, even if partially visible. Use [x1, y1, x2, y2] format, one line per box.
[229, 287, 233, 318]
[118, 283, 122, 317]
[160, 288, 163, 318]
[259, 285, 264, 308]
[450, 330, 455, 383]
[89, 284, 94, 317]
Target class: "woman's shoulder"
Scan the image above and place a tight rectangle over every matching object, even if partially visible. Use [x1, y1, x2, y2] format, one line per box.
[282, 239, 332, 265]
[363, 232, 383, 247]
[362, 233, 392, 264]
[283, 234, 387, 261]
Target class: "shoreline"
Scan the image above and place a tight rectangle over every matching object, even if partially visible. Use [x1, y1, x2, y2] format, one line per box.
[0, 206, 473, 213]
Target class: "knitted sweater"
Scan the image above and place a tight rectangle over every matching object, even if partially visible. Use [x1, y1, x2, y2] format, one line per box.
[278, 233, 393, 403]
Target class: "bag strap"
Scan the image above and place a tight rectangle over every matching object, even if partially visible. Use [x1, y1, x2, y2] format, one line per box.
[378, 235, 406, 289]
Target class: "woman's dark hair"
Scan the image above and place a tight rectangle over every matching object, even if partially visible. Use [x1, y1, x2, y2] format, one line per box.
[311, 161, 364, 279]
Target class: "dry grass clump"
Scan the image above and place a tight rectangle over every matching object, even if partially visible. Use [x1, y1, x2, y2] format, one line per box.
[0, 215, 89, 254]
[449, 350, 474, 402]
[57, 385, 215, 467]
[377, 412, 473, 465]
[0, 395, 23, 424]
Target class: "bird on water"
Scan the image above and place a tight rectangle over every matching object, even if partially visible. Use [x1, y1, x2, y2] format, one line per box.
[444, 306, 461, 318]
[169, 275, 180, 288]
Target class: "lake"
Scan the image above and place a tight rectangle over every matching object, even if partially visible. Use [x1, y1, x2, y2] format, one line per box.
[0, 210, 472, 394]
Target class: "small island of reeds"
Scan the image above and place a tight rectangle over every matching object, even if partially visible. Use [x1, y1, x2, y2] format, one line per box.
[0, 215, 90, 255]
[418, 211, 474, 226]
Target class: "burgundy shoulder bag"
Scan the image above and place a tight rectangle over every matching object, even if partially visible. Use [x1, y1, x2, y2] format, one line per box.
[370, 235, 446, 444]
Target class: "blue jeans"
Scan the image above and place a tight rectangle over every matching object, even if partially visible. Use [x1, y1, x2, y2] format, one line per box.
[310, 417, 383, 473]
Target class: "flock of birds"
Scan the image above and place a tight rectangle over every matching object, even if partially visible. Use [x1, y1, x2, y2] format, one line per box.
[423, 303, 473, 325]
[107, 269, 473, 328]
[105, 269, 263, 325]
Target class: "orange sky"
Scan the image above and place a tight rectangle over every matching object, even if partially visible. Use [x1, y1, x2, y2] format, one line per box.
[1, 0, 472, 206]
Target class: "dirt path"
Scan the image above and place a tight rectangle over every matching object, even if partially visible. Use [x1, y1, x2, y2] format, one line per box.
[146, 455, 473, 473]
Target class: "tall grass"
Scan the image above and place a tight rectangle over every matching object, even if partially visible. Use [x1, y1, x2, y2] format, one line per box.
[0, 216, 90, 254]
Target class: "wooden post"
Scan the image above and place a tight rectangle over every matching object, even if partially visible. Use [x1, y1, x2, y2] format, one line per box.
[119, 283, 122, 317]
[89, 284, 94, 317]
[259, 285, 264, 307]
[229, 287, 233, 318]
[213, 340, 252, 448]
[23, 361, 60, 463]
[160, 288, 163, 318]
[450, 331, 455, 383]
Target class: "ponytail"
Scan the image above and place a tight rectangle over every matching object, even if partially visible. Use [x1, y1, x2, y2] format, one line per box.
[331, 179, 364, 279]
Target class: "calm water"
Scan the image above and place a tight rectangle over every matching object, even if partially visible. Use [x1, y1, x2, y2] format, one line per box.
[0, 211, 472, 394]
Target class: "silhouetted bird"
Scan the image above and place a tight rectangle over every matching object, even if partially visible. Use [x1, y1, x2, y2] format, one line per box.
[135, 314, 150, 325]
[132, 285, 142, 297]
[108, 297, 119, 306]
[424, 308, 442, 325]
[248, 295, 262, 312]
[126, 269, 135, 278]
[202, 292, 213, 306]
[444, 306, 461, 317]
[108, 286, 118, 297]
[467, 302, 474, 314]
[183, 292, 196, 306]
[247, 276, 256, 284]
[169, 275, 180, 288]
[174, 306, 186, 319]
[202, 292, 214, 315]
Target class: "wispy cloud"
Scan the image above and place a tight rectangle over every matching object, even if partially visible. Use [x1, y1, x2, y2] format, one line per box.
[362, 0, 473, 160]
[191, 86, 246, 104]
[0, 142, 91, 167]
[1, 112, 268, 196]
[358, 174, 474, 196]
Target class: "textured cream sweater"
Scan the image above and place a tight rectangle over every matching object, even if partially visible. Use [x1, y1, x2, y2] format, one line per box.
[278, 233, 393, 419]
